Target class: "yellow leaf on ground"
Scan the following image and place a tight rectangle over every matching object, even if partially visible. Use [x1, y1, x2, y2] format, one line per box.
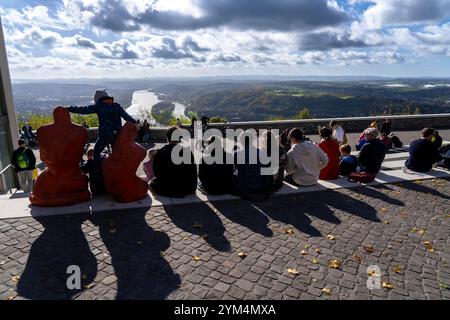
[384, 220, 390, 225]
[329, 260, 341, 269]
[381, 208, 388, 212]
[353, 255, 362, 263]
[315, 248, 322, 254]
[6, 295, 16, 301]
[382, 282, 394, 290]
[193, 256, 201, 262]
[160, 251, 165, 257]
[322, 288, 331, 295]
[326, 235, 335, 240]
[238, 252, 247, 259]
[287, 268, 300, 275]
[11, 276, 20, 282]
[285, 228, 294, 234]
[411, 227, 418, 232]
[300, 250, 308, 256]
[418, 230, 425, 235]
[312, 258, 319, 264]
[83, 283, 95, 289]
[304, 245, 311, 249]
[364, 246, 375, 253]
[367, 270, 379, 277]
[423, 241, 434, 252]
[393, 266, 402, 274]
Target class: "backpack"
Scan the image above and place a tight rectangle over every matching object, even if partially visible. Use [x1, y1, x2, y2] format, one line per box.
[390, 134, 403, 148]
[17, 150, 30, 169]
[348, 172, 376, 184]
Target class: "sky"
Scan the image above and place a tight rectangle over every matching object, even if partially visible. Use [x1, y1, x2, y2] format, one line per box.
[1, 0, 450, 79]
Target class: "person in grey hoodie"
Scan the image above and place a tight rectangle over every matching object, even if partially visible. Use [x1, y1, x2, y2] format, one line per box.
[285, 128, 329, 186]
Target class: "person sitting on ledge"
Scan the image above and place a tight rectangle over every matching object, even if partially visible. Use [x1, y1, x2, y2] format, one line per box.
[405, 128, 442, 173]
[285, 128, 329, 187]
[198, 136, 234, 195]
[143, 148, 157, 183]
[358, 128, 386, 174]
[339, 144, 358, 176]
[66, 89, 138, 183]
[150, 127, 197, 198]
[318, 126, 340, 180]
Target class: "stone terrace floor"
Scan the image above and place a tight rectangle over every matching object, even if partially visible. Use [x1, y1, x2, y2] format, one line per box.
[0, 178, 449, 300]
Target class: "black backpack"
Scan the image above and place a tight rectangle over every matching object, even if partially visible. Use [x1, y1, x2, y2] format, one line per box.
[390, 134, 403, 148]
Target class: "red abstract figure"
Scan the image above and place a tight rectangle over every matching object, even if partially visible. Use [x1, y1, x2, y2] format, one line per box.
[102, 122, 148, 203]
[30, 107, 91, 206]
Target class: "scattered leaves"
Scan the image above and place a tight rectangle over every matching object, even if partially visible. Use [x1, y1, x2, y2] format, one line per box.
[11, 276, 20, 283]
[367, 269, 379, 277]
[193, 256, 201, 262]
[328, 260, 341, 269]
[353, 255, 362, 263]
[322, 288, 331, 295]
[304, 245, 311, 249]
[300, 250, 308, 256]
[326, 235, 335, 240]
[287, 268, 300, 275]
[384, 220, 390, 225]
[381, 208, 388, 212]
[83, 283, 95, 289]
[312, 258, 319, 264]
[439, 283, 449, 290]
[6, 295, 16, 301]
[382, 282, 394, 290]
[238, 252, 247, 259]
[160, 251, 165, 257]
[364, 246, 375, 253]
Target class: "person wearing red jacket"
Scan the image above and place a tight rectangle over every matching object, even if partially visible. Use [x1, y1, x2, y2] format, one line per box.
[318, 126, 341, 180]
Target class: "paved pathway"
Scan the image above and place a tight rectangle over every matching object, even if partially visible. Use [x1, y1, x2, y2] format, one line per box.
[0, 178, 449, 300]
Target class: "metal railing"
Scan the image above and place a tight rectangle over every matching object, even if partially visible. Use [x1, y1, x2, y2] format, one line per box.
[0, 163, 13, 194]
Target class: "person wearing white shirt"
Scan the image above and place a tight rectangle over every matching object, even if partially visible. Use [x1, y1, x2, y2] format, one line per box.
[330, 120, 346, 146]
[285, 128, 329, 186]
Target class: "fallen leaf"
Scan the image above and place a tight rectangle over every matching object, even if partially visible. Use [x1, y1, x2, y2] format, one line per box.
[446, 214, 450, 218]
[300, 250, 308, 256]
[364, 246, 375, 253]
[418, 230, 425, 235]
[6, 295, 16, 301]
[11, 276, 20, 282]
[328, 260, 341, 269]
[381, 208, 388, 212]
[312, 258, 319, 264]
[193, 256, 201, 262]
[423, 241, 434, 252]
[411, 227, 418, 232]
[326, 235, 335, 240]
[367, 269, 379, 277]
[287, 268, 300, 275]
[285, 228, 294, 235]
[192, 223, 203, 229]
[322, 288, 331, 295]
[439, 283, 449, 290]
[238, 252, 247, 259]
[160, 251, 165, 257]
[304, 245, 311, 249]
[393, 266, 402, 274]
[384, 220, 390, 225]
[83, 283, 95, 289]
[382, 282, 394, 290]
[353, 255, 362, 263]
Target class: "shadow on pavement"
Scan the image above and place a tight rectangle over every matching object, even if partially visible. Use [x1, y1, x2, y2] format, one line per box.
[17, 214, 97, 299]
[89, 208, 181, 300]
[164, 202, 231, 252]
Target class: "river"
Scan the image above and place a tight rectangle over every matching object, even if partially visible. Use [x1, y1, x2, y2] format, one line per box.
[126, 90, 186, 124]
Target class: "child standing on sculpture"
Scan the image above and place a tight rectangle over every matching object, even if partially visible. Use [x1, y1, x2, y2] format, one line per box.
[66, 89, 138, 188]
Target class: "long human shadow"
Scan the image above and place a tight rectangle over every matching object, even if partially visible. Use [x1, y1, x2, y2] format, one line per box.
[163, 203, 231, 252]
[17, 214, 97, 300]
[89, 208, 181, 300]
[396, 180, 450, 200]
[247, 198, 325, 237]
[350, 185, 405, 206]
[211, 201, 274, 237]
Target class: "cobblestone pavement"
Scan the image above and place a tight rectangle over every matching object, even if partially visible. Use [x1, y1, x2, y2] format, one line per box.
[0, 178, 449, 300]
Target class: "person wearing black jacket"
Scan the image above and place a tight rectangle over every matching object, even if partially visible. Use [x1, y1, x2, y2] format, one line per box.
[405, 128, 442, 172]
[358, 128, 387, 174]
[198, 136, 234, 195]
[11, 139, 37, 193]
[150, 127, 197, 198]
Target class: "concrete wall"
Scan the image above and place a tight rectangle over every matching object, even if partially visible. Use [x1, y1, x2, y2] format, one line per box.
[87, 113, 450, 143]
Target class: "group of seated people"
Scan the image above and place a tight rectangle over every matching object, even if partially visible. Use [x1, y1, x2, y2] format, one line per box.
[133, 122, 406, 200]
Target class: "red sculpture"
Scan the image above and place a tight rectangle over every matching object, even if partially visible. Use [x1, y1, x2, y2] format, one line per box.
[102, 122, 148, 203]
[30, 107, 91, 206]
